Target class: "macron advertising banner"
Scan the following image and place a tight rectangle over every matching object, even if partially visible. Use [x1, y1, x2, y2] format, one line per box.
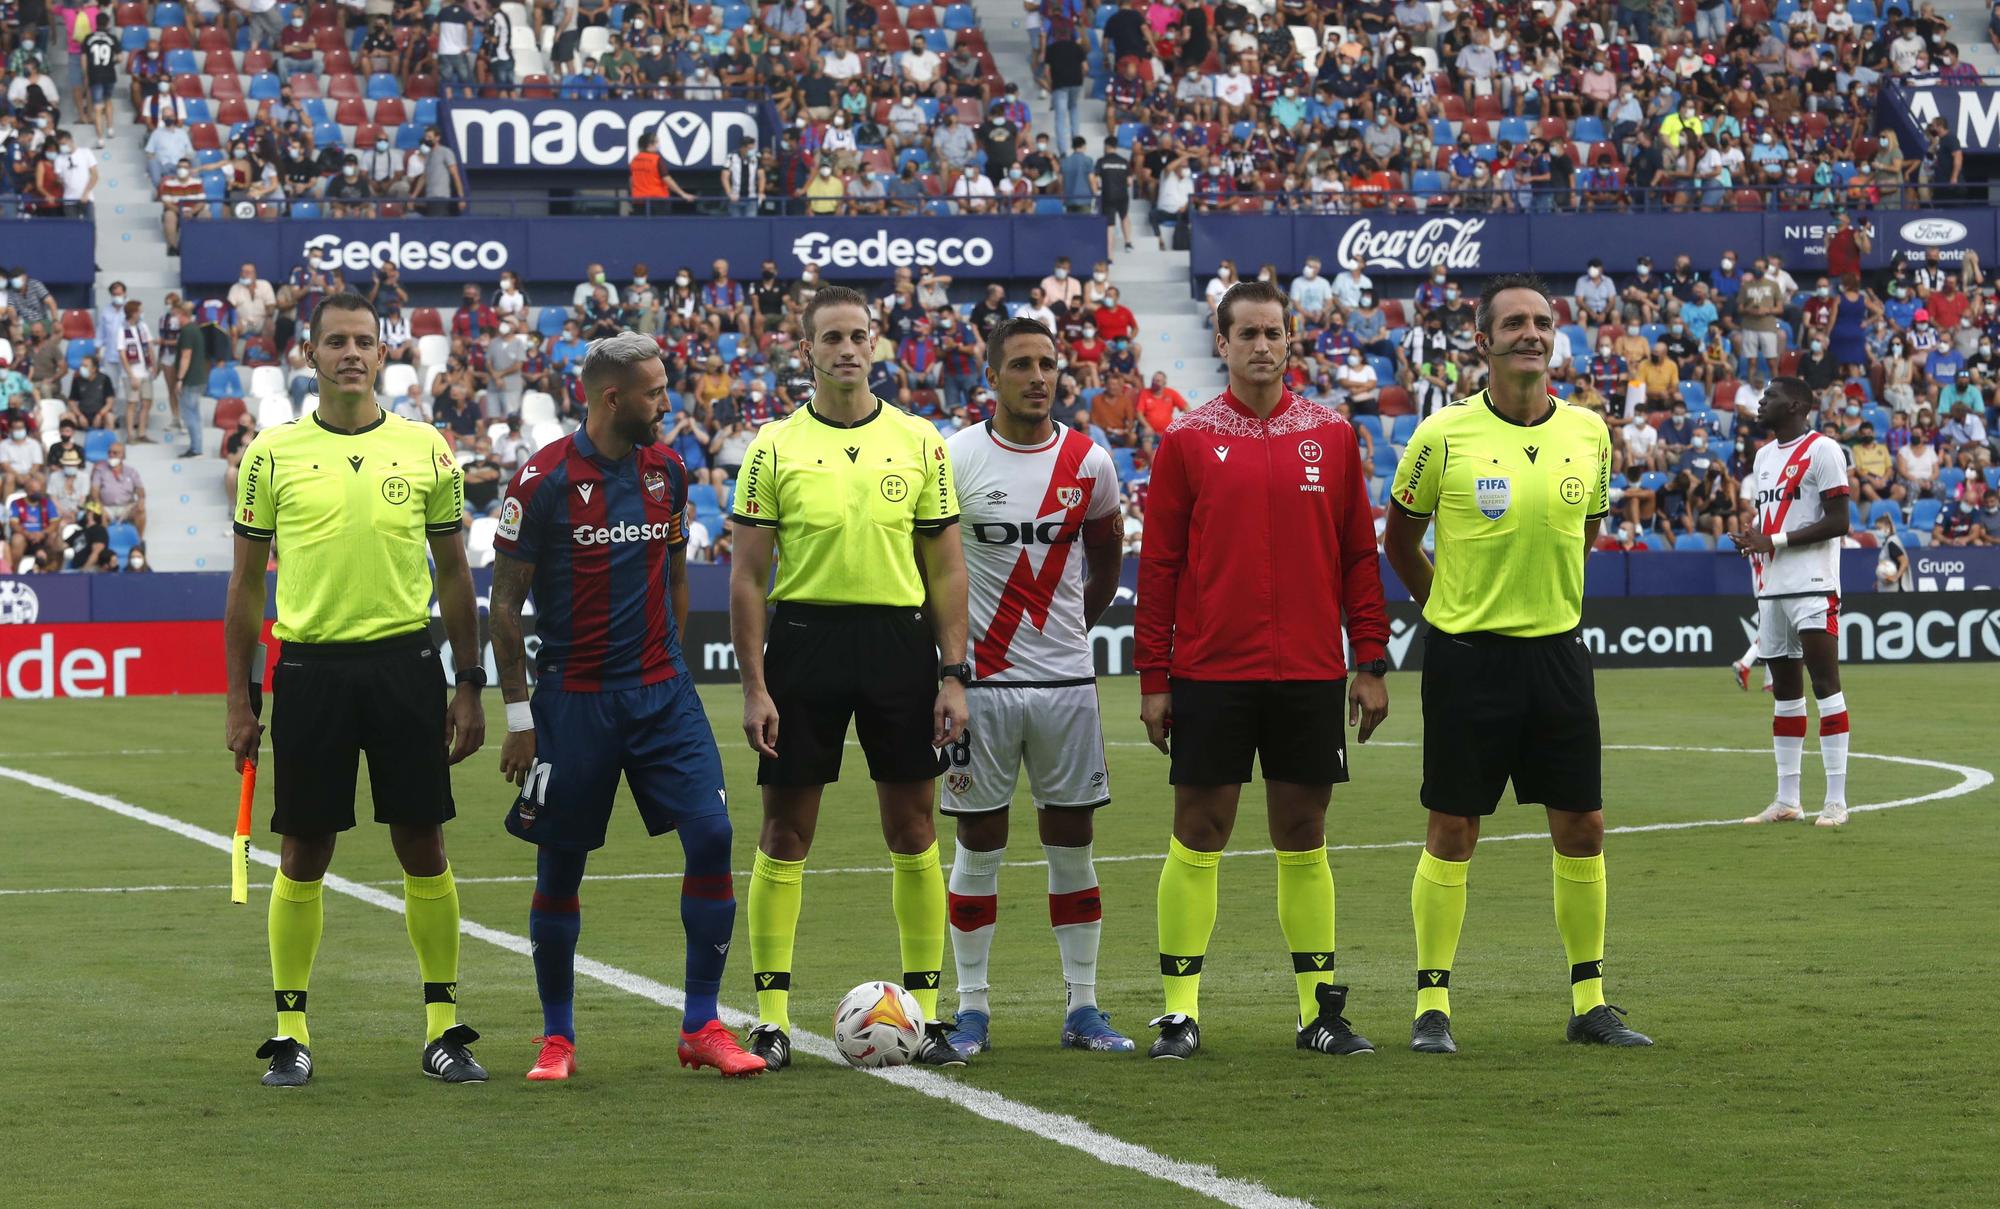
[5, 221, 98, 285]
[1192, 209, 2000, 278]
[178, 215, 1104, 285]
[440, 99, 781, 172]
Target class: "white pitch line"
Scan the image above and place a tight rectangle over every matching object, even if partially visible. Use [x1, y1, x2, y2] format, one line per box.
[0, 764, 1312, 1209]
[5, 747, 1990, 897]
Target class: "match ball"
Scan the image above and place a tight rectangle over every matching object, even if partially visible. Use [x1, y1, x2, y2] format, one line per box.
[832, 981, 925, 1069]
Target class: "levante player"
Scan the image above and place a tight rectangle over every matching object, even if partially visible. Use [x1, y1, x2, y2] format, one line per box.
[489, 332, 762, 1079]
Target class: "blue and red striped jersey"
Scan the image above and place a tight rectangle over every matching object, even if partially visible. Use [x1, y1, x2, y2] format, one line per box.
[493, 427, 689, 693]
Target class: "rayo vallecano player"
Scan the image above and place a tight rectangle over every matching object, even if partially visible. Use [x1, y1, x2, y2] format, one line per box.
[1734, 377, 1854, 828]
[938, 316, 1133, 1057]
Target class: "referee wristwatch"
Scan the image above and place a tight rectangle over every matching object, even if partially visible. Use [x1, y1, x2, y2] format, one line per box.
[455, 667, 488, 690]
[1355, 659, 1389, 678]
[940, 662, 974, 686]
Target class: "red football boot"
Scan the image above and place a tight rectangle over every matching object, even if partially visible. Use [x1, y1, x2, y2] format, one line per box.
[526, 1035, 575, 1081]
[677, 1020, 767, 1077]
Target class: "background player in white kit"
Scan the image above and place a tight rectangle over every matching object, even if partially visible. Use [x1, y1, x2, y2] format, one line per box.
[1733, 377, 1854, 828]
[939, 317, 1132, 1057]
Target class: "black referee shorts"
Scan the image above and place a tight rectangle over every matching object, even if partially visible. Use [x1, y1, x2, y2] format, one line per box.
[269, 631, 455, 836]
[759, 603, 944, 787]
[1419, 627, 1601, 818]
[1168, 678, 1349, 787]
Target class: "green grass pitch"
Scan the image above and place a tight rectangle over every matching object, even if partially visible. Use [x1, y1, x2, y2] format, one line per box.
[2, 666, 1996, 1208]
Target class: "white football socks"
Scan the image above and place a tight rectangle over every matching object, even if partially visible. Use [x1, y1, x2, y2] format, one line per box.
[947, 844, 1004, 1017]
[1773, 698, 1807, 807]
[1817, 692, 1850, 804]
[1044, 842, 1102, 1012]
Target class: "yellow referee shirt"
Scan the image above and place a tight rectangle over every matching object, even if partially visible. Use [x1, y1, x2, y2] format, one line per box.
[729, 400, 959, 606]
[1390, 391, 1611, 637]
[234, 412, 466, 643]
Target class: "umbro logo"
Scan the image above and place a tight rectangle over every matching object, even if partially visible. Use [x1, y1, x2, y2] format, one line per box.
[576, 482, 594, 503]
[1213, 445, 1230, 462]
[347, 455, 364, 472]
[844, 445, 860, 463]
[986, 490, 1007, 501]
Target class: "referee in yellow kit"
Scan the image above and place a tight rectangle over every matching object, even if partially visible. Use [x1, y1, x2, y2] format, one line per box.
[1382, 275, 1652, 1055]
[728, 285, 970, 1071]
[223, 292, 489, 1087]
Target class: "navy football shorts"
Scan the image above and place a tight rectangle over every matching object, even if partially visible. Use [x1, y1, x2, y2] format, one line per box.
[504, 674, 728, 851]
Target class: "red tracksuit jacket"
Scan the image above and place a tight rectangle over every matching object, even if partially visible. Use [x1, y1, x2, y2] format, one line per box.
[1135, 388, 1389, 695]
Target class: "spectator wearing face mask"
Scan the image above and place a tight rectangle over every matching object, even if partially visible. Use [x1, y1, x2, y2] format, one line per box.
[1, 416, 42, 496]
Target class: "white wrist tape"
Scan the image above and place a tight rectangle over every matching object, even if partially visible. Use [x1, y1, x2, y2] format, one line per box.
[505, 701, 533, 732]
[1771, 531, 1790, 550]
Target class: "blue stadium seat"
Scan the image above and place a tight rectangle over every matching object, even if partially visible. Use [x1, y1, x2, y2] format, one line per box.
[1367, 355, 1396, 385]
[410, 98, 440, 127]
[1111, 446, 1137, 480]
[196, 147, 225, 165]
[155, 1, 187, 22]
[1911, 498, 1943, 531]
[1862, 405, 1889, 432]
[300, 98, 331, 125]
[941, 6, 978, 29]
[366, 73, 403, 100]
[1351, 413, 1383, 447]
[1372, 476, 1391, 506]
[165, 48, 199, 75]
[1470, 142, 1498, 162]
[1639, 532, 1669, 551]
[247, 73, 283, 100]
[919, 30, 950, 52]
[1561, 325, 1590, 358]
[1639, 471, 1669, 492]
[107, 522, 142, 563]
[1638, 323, 1666, 344]
[290, 200, 321, 219]
[916, 97, 941, 122]
[1372, 443, 1397, 475]
[1553, 381, 1573, 400]
[1674, 533, 1711, 551]
[536, 307, 569, 338]
[896, 146, 929, 172]
[716, 332, 741, 361]
[1411, 170, 1445, 202]
[208, 366, 243, 397]
[393, 123, 424, 150]
[1846, 0, 1878, 25]
[1715, 534, 1737, 554]
[201, 170, 227, 197]
[121, 25, 149, 50]
[84, 430, 117, 463]
[66, 339, 97, 368]
[1033, 197, 1065, 215]
[183, 98, 212, 123]
[1114, 121, 1142, 148]
[1865, 498, 1903, 528]
[1986, 468, 2000, 491]
[1901, 527, 1925, 549]
[1390, 415, 1419, 444]
[1093, 3, 1115, 25]
[1571, 115, 1607, 142]
[1496, 117, 1532, 144]
[1938, 468, 1966, 498]
[1428, 118, 1454, 146]
[312, 121, 341, 146]
[1707, 409, 1733, 439]
[1680, 381, 1705, 409]
[1230, 121, 1254, 142]
[720, 6, 753, 30]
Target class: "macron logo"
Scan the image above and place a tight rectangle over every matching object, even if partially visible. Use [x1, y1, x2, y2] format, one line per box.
[577, 482, 594, 504]
[519, 467, 540, 484]
[1213, 446, 1230, 462]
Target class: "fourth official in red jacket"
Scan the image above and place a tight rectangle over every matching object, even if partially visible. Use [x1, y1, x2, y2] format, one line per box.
[1133, 279, 1391, 1062]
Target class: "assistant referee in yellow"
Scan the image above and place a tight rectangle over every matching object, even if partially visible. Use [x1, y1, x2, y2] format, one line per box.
[223, 291, 489, 1088]
[728, 285, 970, 1071]
[1383, 274, 1652, 1055]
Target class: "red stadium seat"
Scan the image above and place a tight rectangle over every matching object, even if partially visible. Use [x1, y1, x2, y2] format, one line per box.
[1599, 325, 1624, 346]
[373, 97, 408, 125]
[62, 309, 95, 339]
[314, 28, 347, 52]
[404, 73, 439, 99]
[214, 97, 251, 125]
[1460, 119, 1492, 144]
[1471, 95, 1504, 120]
[520, 73, 554, 98]
[324, 73, 362, 99]
[872, 99, 894, 123]
[905, 5, 937, 28]
[323, 47, 354, 74]
[1551, 297, 1573, 324]
[1381, 299, 1409, 328]
[353, 122, 385, 148]
[379, 201, 406, 218]
[189, 121, 220, 150]
[950, 97, 982, 124]
[208, 74, 245, 100]
[410, 308, 445, 338]
[114, 2, 147, 24]
[201, 50, 237, 74]
[879, 28, 911, 52]
[211, 397, 248, 431]
[1378, 386, 1413, 416]
[160, 26, 192, 50]
[1777, 351, 1802, 376]
[198, 28, 231, 51]
[307, 2, 342, 30]
[1731, 188, 1762, 211]
[955, 30, 987, 54]
[860, 148, 892, 172]
[287, 74, 321, 98]
[335, 97, 370, 126]
[1440, 95, 1468, 121]
[172, 74, 205, 98]
[242, 48, 275, 74]
[1433, 147, 1454, 169]
[1537, 117, 1568, 142]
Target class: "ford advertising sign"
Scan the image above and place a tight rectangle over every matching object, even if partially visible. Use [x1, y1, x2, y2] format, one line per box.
[441, 100, 779, 171]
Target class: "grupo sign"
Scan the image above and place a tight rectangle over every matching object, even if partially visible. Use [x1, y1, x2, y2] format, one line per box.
[441, 100, 777, 171]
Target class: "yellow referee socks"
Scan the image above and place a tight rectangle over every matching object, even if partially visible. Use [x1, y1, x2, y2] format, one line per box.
[403, 866, 461, 1043]
[268, 872, 323, 1046]
[1411, 851, 1469, 1019]
[890, 843, 947, 1020]
[1553, 851, 1608, 1016]
[1157, 837, 1221, 1021]
[1275, 848, 1336, 1025]
[749, 850, 805, 1031]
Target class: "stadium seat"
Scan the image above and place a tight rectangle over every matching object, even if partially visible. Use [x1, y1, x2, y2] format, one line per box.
[208, 74, 244, 100]
[717, 333, 741, 361]
[1864, 498, 1903, 529]
[409, 308, 445, 338]
[66, 340, 97, 369]
[165, 48, 199, 74]
[84, 430, 117, 463]
[379, 363, 419, 402]
[257, 394, 298, 427]
[1389, 414, 1420, 445]
[1862, 405, 1889, 433]
[1680, 381, 1706, 410]
[206, 366, 243, 398]
[246, 367, 286, 401]
[466, 516, 500, 569]
[1639, 471, 1669, 493]
[529, 420, 565, 451]
[107, 522, 142, 563]
[521, 391, 558, 427]
[1673, 533, 1711, 551]
[416, 334, 451, 369]
[1938, 468, 1966, 498]
[1379, 387, 1413, 418]
[1571, 115, 1607, 143]
[1111, 446, 1137, 480]
[212, 397, 249, 431]
[373, 96, 408, 126]
[534, 308, 570, 339]
[366, 72, 402, 99]
[37, 398, 66, 435]
[941, 5, 978, 29]
[1715, 535, 1737, 553]
[1986, 468, 2000, 492]
[1910, 499, 1943, 531]
[246, 72, 283, 100]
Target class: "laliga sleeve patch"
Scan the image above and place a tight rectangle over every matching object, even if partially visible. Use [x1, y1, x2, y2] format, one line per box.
[497, 495, 524, 541]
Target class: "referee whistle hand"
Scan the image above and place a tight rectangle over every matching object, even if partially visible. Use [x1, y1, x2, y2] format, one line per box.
[1139, 692, 1172, 755]
[1349, 675, 1389, 745]
[933, 680, 968, 747]
[444, 690, 486, 766]
[743, 690, 781, 759]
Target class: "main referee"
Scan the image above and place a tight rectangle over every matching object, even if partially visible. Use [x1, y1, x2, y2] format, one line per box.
[1382, 275, 1653, 1054]
[224, 291, 489, 1087]
[728, 285, 971, 1070]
